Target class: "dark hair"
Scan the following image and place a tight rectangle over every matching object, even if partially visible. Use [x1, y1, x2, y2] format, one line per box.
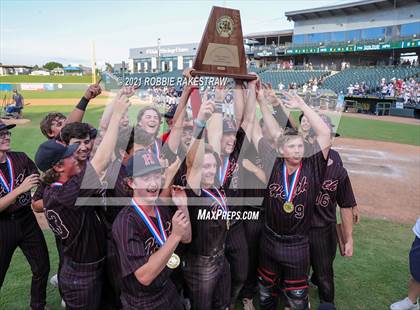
[123, 177, 134, 197]
[203, 143, 221, 188]
[275, 128, 303, 149]
[133, 126, 154, 148]
[40, 112, 66, 139]
[115, 127, 135, 158]
[41, 162, 63, 185]
[60, 122, 92, 145]
[136, 106, 162, 135]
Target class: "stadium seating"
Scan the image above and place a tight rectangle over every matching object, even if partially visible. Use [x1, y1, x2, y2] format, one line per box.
[259, 70, 330, 88]
[321, 66, 420, 94]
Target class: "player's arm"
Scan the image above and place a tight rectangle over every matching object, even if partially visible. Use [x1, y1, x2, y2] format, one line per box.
[340, 208, 354, 257]
[66, 82, 102, 124]
[257, 88, 282, 142]
[352, 205, 361, 224]
[242, 159, 267, 184]
[90, 94, 130, 175]
[31, 199, 44, 213]
[239, 74, 260, 140]
[0, 174, 39, 212]
[134, 210, 188, 286]
[171, 185, 191, 243]
[233, 81, 245, 127]
[186, 99, 214, 194]
[252, 115, 263, 153]
[207, 88, 223, 156]
[281, 91, 331, 159]
[98, 85, 137, 132]
[165, 70, 193, 153]
[338, 170, 357, 257]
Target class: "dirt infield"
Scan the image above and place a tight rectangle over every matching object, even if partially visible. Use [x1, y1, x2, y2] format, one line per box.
[339, 111, 420, 125]
[333, 137, 419, 224]
[35, 137, 419, 229]
[27, 94, 147, 106]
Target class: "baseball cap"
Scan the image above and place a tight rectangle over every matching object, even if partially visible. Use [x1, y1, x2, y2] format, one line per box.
[223, 118, 236, 134]
[164, 105, 177, 119]
[317, 303, 336, 310]
[126, 150, 162, 178]
[0, 120, 16, 132]
[319, 114, 340, 137]
[35, 140, 79, 172]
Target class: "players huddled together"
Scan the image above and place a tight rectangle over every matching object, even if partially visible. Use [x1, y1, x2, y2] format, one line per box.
[1, 69, 363, 310]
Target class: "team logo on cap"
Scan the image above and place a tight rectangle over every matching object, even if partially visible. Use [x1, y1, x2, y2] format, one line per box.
[216, 15, 234, 38]
[142, 153, 156, 166]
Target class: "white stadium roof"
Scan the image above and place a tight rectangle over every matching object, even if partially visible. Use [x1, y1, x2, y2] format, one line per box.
[286, 0, 419, 21]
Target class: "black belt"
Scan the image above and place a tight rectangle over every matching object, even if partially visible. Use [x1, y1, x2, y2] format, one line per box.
[188, 246, 225, 258]
[264, 223, 307, 243]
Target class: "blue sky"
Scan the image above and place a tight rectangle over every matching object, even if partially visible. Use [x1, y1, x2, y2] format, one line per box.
[0, 0, 355, 67]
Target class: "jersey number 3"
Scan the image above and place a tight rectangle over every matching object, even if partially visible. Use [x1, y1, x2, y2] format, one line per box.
[46, 210, 70, 239]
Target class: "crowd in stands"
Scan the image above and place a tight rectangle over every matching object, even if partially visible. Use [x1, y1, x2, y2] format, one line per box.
[346, 77, 420, 104]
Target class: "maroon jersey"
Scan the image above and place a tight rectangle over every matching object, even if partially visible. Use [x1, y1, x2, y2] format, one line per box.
[112, 206, 175, 307]
[239, 136, 266, 208]
[0, 152, 38, 214]
[185, 187, 228, 256]
[150, 138, 177, 166]
[32, 180, 46, 202]
[43, 162, 107, 263]
[259, 138, 327, 236]
[172, 148, 188, 187]
[103, 159, 129, 224]
[312, 149, 356, 228]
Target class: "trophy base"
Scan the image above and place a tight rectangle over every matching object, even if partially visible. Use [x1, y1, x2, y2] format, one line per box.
[191, 70, 257, 81]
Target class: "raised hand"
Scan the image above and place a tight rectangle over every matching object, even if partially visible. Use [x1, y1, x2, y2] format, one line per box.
[183, 68, 194, 79]
[263, 83, 280, 107]
[114, 94, 130, 116]
[84, 81, 102, 100]
[247, 72, 259, 89]
[280, 91, 305, 110]
[197, 89, 215, 122]
[171, 210, 189, 240]
[118, 85, 138, 98]
[171, 185, 187, 208]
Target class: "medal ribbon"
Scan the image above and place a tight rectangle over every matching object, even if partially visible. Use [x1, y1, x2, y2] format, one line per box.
[51, 182, 63, 188]
[153, 140, 160, 159]
[282, 162, 302, 203]
[219, 156, 230, 185]
[0, 155, 15, 193]
[130, 198, 167, 247]
[202, 186, 227, 214]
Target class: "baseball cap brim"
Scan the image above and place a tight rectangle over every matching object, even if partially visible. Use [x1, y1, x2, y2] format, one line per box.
[0, 124, 16, 131]
[62, 143, 79, 159]
[131, 166, 162, 178]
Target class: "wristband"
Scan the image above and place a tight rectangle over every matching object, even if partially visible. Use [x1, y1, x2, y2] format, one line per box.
[193, 126, 205, 139]
[76, 97, 90, 111]
[194, 119, 207, 128]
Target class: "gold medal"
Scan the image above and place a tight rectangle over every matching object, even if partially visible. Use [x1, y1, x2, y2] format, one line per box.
[283, 202, 294, 213]
[167, 253, 180, 269]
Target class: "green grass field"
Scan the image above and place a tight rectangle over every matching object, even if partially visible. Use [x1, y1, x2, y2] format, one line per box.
[1, 104, 419, 309]
[0, 75, 95, 83]
[0, 218, 414, 309]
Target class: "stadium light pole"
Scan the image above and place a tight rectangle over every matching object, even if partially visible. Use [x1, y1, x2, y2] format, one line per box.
[157, 38, 161, 73]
